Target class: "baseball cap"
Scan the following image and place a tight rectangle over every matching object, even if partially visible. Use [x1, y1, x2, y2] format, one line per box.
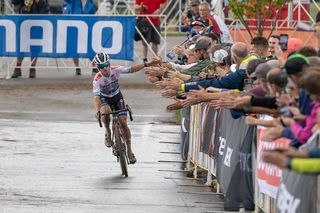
[284, 53, 310, 75]
[287, 38, 303, 55]
[190, 0, 200, 6]
[212, 49, 228, 64]
[250, 63, 272, 79]
[194, 39, 211, 51]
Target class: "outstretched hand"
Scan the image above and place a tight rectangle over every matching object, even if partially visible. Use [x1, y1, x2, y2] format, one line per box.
[144, 67, 165, 77]
[148, 57, 162, 66]
[262, 150, 288, 169]
[165, 78, 183, 91]
[210, 94, 251, 109]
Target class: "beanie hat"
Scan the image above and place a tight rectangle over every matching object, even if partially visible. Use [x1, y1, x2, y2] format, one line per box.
[284, 53, 309, 75]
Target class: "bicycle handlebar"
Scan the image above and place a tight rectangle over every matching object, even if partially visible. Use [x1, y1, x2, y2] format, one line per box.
[101, 105, 133, 122]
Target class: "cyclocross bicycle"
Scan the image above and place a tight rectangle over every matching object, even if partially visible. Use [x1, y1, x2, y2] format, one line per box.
[97, 105, 133, 177]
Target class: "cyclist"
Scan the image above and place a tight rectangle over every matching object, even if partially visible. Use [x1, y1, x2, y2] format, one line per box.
[93, 51, 160, 164]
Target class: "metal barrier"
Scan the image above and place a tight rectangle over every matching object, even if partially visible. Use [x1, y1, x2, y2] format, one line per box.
[187, 103, 320, 212]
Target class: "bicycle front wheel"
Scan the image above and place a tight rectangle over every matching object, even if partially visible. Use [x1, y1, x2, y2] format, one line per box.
[116, 136, 128, 177]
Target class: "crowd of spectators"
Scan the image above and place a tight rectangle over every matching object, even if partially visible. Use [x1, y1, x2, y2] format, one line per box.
[144, 4, 320, 174]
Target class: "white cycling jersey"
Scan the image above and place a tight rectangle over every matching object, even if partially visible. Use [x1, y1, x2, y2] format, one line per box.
[93, 65, 131, 98]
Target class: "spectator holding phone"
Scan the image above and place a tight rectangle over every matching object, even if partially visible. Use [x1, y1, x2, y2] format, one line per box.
[268, 35, 280, 59]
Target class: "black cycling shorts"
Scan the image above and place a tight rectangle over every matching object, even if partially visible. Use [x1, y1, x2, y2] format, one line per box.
[100, 92, 127, 116]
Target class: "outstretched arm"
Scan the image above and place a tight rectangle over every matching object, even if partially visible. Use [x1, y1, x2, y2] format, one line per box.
[130, 58, 162, 73]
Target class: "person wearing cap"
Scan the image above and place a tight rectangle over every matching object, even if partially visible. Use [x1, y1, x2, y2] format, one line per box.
[277, 69, 320, 146]
[254, 54, 313, 145]
[285, 38, 304, 58]
[172, 38, 212, 77]
[173, 42, 256, 92]
[249, 63, 272, 97]
[178, 38, 212, 73]
[211, 49, 231, 77]
[189, 0, 200, 19]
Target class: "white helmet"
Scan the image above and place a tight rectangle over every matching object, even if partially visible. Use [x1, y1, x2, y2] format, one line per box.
[93, 51, 110, 66]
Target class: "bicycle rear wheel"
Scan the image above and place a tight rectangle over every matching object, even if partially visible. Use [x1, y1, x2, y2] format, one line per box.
[116, 135, 128, 177]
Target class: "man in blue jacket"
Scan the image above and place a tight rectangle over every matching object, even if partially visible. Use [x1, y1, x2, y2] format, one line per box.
[65, 0, 96, 75]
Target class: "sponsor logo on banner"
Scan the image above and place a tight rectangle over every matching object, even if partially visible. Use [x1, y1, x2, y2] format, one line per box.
[224, 147, 233, 167]
[0, 15, 135, 60]
[218, 136, 226, 156]
[256, 127, 290, 198]
[277, 183, 301, 213]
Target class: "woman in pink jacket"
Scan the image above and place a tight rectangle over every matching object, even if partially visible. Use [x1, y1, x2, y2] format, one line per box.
[282, 69, 320, 145]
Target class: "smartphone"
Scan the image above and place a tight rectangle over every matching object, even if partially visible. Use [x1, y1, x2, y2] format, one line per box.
[279, 34, 288, 51]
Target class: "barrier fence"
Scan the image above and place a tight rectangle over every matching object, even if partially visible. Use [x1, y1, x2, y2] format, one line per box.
[186, 103, 320, 212]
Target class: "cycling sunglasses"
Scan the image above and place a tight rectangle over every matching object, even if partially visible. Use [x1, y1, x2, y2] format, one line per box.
[97, 61, 110, 70]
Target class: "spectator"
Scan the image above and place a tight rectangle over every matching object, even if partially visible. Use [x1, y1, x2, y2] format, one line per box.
[268, 35, 280, 59]
[249, 63, 272, 97]
[285, 38, 304, 58]
[135, 0, 167, 63]
[65, 0, 97, 76]
[189, 0, 200, 19]
[11, 0, 49, 78]
[250, 36, 269, 59]
[180, 12, 193, 33]
[197, 2, 221, 36]
[283, 69, 320, 145]
[179, 42, 257, 92]
[297, 46, 318, 57]
[266, 68, 288, 97]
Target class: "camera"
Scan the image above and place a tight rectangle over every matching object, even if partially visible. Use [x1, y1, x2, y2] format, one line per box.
[186, 10, 194, 19]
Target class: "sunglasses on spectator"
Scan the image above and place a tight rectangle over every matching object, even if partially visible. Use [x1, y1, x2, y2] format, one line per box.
[97, 62, 110, 70]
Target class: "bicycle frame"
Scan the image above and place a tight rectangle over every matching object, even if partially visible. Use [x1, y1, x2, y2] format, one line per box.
[99, 105, 133, 177]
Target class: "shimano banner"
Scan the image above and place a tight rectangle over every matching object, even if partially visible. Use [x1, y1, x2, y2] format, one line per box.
[0, 15, 135, 60]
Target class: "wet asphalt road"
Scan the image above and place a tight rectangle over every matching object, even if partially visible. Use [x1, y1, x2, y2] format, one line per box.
[0, 75, 223, 213]
[0, 36, 224, 212]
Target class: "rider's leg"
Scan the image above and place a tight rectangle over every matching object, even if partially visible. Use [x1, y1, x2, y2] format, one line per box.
[119, 115, 136, 164]
[100, 105, 112, 147]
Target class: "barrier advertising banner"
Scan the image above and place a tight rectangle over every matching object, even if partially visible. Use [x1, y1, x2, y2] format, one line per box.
[0, 15, 135, 60]
[214, 109, 255, 211]
[276, 133, 319, 213]
[200, 103, 216, 157]
[256, 119, 291, 198]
